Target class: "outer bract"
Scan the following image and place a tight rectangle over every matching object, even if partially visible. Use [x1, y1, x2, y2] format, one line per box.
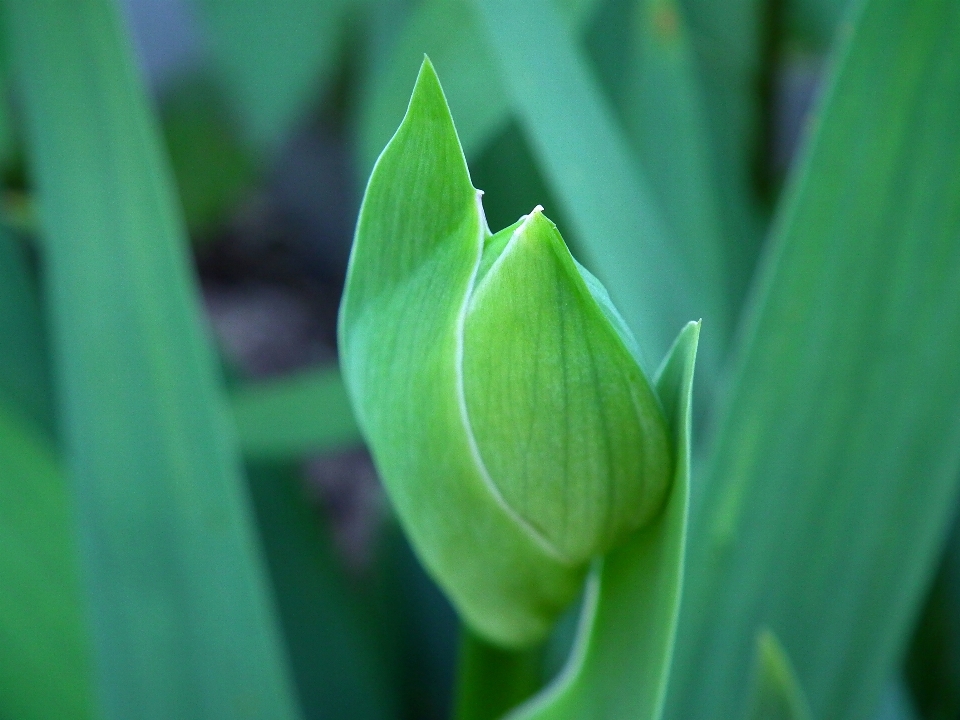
[339, 58, 671, 647]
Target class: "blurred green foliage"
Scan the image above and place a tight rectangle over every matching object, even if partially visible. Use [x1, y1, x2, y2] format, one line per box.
[0, 0, 958, 719]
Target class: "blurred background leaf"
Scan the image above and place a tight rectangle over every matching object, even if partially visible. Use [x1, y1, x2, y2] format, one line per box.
[0, 0, 957, 717]
[5, 1, 301, 717]
[246, 460, 398, 720]
[746, 630, 813, 720]
[0, 227, 53, 434]
[231, 368, 361, 460]
[676, 0, 770, 305]
[587, 0, 730, 341]
[160, 76, 257, 236]
[0, 402, 94, 720]
[667, 1, 960, 719]
[192, 0, 354, 157]
[472, 0, 709, 373]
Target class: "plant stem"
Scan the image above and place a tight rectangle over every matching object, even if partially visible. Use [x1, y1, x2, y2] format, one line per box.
[452, 627, 544, 720]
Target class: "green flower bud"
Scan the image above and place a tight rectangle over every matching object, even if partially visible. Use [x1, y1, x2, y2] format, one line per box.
[464, 207, 672, 565]
[339, 58, 672, 648]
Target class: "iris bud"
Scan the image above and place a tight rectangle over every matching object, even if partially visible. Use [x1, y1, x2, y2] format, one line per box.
[339, 59, 672, 647]
[464, 207, 672, 564]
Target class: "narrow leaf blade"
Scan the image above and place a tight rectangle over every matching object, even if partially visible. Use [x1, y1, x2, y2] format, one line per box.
[6, 1, 301, 717]
[611, 0, 731, 337]
[193, 0, 351, 154]
[0, 402, 93, 720]
[0, 227, 53, 433]
[678, 0, 768, 302]
[668, 1, 960, 718]
[231, 367, 362, 459]
[358, 0, 603, 174]
[512, 321, 699, 720]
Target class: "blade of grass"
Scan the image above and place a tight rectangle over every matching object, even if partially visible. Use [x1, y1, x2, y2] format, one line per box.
[471, 0, 715, 371]
[5, 1, 301, 717]
[667, 1, 960, 718]
[0, 401, 93, 720]
[230, 367, 363, 459]
[193, 0, 352, 155]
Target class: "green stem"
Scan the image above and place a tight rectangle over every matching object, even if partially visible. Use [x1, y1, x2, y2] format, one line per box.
[452, 627, 544, 720]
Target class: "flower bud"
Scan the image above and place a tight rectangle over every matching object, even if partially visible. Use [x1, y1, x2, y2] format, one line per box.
[463, 207, 672, 565]
[339, 58, 672, 647]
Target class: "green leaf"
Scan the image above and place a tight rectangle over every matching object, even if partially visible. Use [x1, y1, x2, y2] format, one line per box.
[358, 0, 506, 175]
[230, 367, 363, 459]
[787, 0, 854, 50]
[340, 58, 584, 648]
[509, 320, 698, 720]
[678, 0, 768, 303]
[0, 401, 93, 720]
[246, 461, 399, 720]
[192, 0, 352, 155]
[0, 29, 16, 172]
[470, 0, 712, 373]
[5, 1, 301, 717]
[906, 517, 960, 719]
[160, 75, 256, 236]
[605, 0, 730, 338]
[666, 0, 960, 718]
[469, 121, 570, 238]
[358, 0, 602, 175]
[745, 630, 813, 720]
[0, 226, 53, 435]
[453, 629, 543, 720]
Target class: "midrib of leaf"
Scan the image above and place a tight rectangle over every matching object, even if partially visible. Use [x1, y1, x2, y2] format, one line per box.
[4, 1, 301, 718]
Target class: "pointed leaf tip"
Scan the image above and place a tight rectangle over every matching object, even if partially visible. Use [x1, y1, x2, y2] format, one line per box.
[407, 55, 448, 119]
